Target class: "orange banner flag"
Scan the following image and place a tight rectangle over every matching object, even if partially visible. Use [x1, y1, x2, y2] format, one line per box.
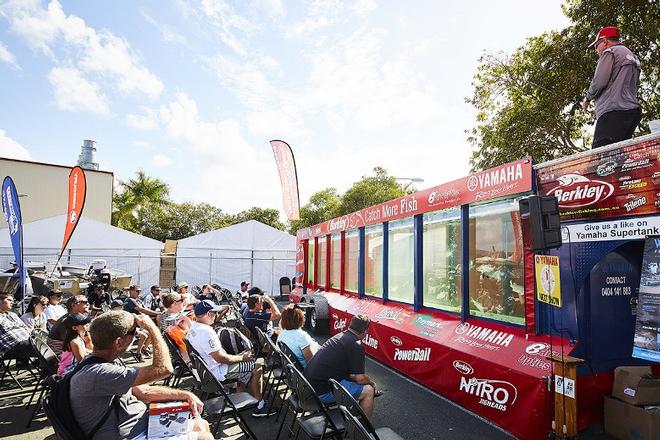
[61, 166, 87, 252]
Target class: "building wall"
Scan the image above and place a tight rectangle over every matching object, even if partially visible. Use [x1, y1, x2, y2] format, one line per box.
[0, 158, 113, 224]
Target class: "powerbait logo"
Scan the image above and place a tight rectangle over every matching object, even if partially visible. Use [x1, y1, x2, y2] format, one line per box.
[328, 216, 348, 232]
[467, 163, 523, 192]
[459, 377, 518, 412]
[455, 323, 514, 347]
[332, 314, 347, 331]
[621, 158, 651, 171]
[453, 360, 474, 375]
[393, 347, 431, 362]
[363, 333, 378, 349]
[546, 173, 614, 207]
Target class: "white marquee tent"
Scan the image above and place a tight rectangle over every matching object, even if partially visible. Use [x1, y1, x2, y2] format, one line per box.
[176, 220, 296, 295]
[0, 215, 163, 288]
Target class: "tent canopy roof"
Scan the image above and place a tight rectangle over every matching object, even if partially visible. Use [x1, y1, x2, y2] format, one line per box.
[0, 214, 163, 250]
[177, 220, 295, 251]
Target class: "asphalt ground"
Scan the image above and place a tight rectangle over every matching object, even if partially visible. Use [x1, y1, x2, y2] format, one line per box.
[0, 313, 613, 439]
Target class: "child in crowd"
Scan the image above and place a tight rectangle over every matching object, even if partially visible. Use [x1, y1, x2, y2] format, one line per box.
[57, 313, 92, 376]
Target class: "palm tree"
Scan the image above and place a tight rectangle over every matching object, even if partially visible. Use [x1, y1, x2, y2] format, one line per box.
[112, 171, 171, 233]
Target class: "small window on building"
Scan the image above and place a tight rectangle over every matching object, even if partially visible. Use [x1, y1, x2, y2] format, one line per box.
[318, 237, 328, 288]
[388, 217, 414, 304]
[329, 233, 341, 289]
[344, 230, 359, 293]
[364, 225, 383, 298]
[306, 240, 315, 286]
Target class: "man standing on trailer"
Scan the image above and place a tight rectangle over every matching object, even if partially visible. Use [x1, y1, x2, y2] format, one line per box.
[582, 26, 641, 149]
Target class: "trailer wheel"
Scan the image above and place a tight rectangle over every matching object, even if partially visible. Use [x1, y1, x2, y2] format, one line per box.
[309, 295, 329, 335]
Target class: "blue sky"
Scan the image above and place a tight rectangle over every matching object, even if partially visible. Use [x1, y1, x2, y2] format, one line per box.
[0, 0, 571, 217]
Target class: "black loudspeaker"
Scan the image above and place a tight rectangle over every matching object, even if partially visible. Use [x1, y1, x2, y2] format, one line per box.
[519, 195, 562, 251]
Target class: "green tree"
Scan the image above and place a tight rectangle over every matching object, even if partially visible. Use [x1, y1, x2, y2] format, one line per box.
[289, 187, 341, 234]
[111, 171, 171, 232]
[336, 167, 406, 216]
[467, 0, 660, 172]
[140, 202, 233, 241]
[232, 207, 286, 231]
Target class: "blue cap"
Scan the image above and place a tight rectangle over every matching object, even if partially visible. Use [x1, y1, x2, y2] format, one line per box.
[194, 299, 223, 316]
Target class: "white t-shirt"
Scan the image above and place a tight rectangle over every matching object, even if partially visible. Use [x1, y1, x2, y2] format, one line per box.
[44, 304, 66, 322]
[187, 321, 228, 381]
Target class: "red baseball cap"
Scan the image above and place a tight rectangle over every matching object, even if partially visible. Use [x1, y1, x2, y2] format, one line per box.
[588, 26, 620, 48]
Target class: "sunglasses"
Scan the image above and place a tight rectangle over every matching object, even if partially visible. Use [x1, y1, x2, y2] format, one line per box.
[126, 325, 138, 337]
[174, 299, 184, 303]
[76, 300, 89, 305]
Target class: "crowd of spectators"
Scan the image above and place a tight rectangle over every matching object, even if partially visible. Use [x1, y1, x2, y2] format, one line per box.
[1, 279, 380, 438]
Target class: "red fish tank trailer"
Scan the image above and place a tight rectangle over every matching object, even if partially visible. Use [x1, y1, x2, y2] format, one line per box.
[291, 132, 660, 439]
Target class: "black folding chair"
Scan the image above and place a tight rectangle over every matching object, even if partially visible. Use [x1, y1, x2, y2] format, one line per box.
[26, 334, 59, 427]
[329, 379, 403, 440]
[277, 340, 305, 372]
[275, 350, 305, 440]
[340, 406, 377, 440]
[43, 390, 76, 440]
[188, 351, 259, 439]
[255, 328, 285, 407]
[236, 322, 259, 354]
[286, 364, 344, 440]
[163, 333, 192, 389]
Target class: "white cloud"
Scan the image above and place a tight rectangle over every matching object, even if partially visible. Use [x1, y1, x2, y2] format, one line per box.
[199, 0, 261, 56]
[126, 107, 159, 130]
[47, 66, 109, 114]
[142, 13, 188, 45]
[0, 41, 20, 69]
[1, 0, 163, 102]
[132, 140, 153, 149]
[0, 129, 31, 160]
[152, 153, 173, 167]
[351, 0, 377, 15]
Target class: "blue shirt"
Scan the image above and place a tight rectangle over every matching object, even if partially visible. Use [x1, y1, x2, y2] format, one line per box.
[278, 328, 317, 368]
[244, 310, 272, 337]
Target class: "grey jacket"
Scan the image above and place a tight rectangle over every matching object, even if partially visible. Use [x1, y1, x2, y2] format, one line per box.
[586, 44, 641, 118]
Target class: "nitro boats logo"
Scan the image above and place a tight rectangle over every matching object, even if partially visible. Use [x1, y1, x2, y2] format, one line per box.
[459, 376, 518, 412]
[331, 314, 347, 331]
[454, 323, 514, 347]
[546, 173, 614, 207]
[453, 360, 474, 375]
[467, 163, 523, 192]
[393, 347, 431, 362]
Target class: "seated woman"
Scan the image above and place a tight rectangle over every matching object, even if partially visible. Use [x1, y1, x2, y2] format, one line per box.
[20, 296, 49, 332]
[57, 313, 92, 376]
[277, 306, 319, 368]
[157, 292, 185, 333]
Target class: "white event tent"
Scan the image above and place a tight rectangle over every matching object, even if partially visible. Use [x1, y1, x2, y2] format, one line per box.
[176, 220, 296, 295]
[0, 215, 163, 288]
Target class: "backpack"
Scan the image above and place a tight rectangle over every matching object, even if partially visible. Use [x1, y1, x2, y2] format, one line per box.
[49, 355, 119, 439]
[218, 327, 253, 355]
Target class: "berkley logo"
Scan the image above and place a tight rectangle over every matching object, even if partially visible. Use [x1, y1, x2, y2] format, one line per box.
[459, 377, 518, 412]
[596, 160, 618, 176]
[394, 347, 431, 361]
[453, 360, 474, 375]
[390, 336, 403, 346]
[455, 323, 514, 347]
[328, 216, 348, 232]
[546, 173, 614, 207]
[467, 163, 523, 192]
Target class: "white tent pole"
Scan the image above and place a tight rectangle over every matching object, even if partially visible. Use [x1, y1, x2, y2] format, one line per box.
[271, 256, 274, 296]
[209, 251, 213, 284]
[137, 252, 141, 285]
[250, 250, 254, 286]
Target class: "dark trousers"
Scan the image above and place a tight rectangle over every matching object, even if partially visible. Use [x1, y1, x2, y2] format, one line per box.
[4, 339, 36, 361]
[592, 107, 641, 149]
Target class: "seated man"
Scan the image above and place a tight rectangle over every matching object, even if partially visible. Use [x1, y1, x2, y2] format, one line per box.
[141, 285, 163, 313]
[0, 292, 35, 362]
[244, 292, 281, 340]
[44, 289, 66, 327]
[87, 284, 111, 314]
[124, 285, 160, 361]
[47, 295, 90, 356]
[69, 311, 213, 439]
[187, 300, 276, 418]
[304, 315, 377, 417]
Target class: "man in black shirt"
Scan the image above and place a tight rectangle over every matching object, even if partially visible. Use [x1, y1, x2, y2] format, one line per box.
[87, 284, 111, 313]
[303, 315, 377, 417]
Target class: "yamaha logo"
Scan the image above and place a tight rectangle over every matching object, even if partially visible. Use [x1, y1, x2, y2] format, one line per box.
[467, 175, 478, 192]
[455, 322, 470, 335]
[390, 336, 403, 346]
[453, 360, 474, 375]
